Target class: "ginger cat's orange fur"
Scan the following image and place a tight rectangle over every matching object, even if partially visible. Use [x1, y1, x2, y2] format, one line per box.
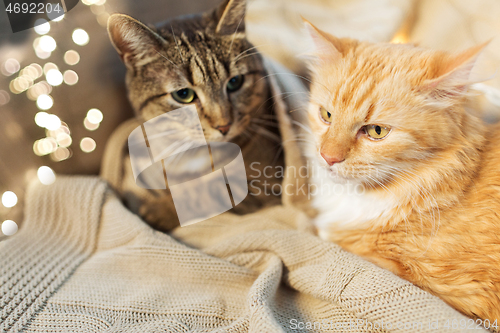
[304, 21, 500, 322]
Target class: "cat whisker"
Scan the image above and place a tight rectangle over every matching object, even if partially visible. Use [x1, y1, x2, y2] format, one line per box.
[154, 49, 179, 68]
[170, 25, 185, 65]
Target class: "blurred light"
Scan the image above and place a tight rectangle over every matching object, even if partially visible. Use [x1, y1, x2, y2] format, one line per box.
[35, 111, 50, 127]
[72, 29, 89, 46]
[64, 50, 80, 65]
[80, 137, 96, 153]
[90, 4, 105, 14]
[96, 13, 110, 27]
[56, 133, 72, 147]
[2, 191, 18, 208]
[45, 114, 61, 130]
[30, 63, 43, 77]
[47, 122, 70, 137]
[43, 62, 58, 74]
[95, 0, 107, 5]
[84, 117, 99, 131]
[0, 90, 10, 105]
[47, 10, 64, 22]
[11, 77, 31, 94]
[1, 220, 18, 236]
[36, 94, 53, 110]
[86, 108, 103, 124]
[39, 35, 57, 52]
[33, 137, 57, 155]
[28, 81, 52, 101]
[46, 69, 63, 86]
[63, 70, 78, 85]
[37, 166, 56, 185]
[391, 32, 409, 44]
[1, 58, 20, 76]
[82, 0, 98, 5]
[35, 49, 51, 60]
[51, 147, 71, 161]
[34, 18, 50, 35]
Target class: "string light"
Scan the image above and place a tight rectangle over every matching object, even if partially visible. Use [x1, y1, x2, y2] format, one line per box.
[64, 50, 80, 65]
[1, 220, 18, 236]
[36, 94, 53, 110]
[39, 35, 57, 52]
[86, 108, 103, 124]
[63, 70, 78, 85]
[46, 69, 63, 86]
[1, 58, 20, 76]
[1, 191, 18, 208]
[84, 118, 99, 131]
[34, 18, 50, 35]
[72, 29, 89, 46]
[51, 13, 65, 22]
[0, 90, 9, 105]
[80, 137, 96, 153]
[37, 166, 56, 185]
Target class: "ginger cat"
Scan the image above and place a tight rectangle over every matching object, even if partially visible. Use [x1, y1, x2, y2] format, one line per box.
[304, 20, 500, 323]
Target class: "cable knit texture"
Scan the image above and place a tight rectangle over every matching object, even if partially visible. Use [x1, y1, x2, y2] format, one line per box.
[0, 59, 482, 333]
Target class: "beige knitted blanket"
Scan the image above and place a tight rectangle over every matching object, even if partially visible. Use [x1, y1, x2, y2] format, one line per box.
[0, 61, 481, 332]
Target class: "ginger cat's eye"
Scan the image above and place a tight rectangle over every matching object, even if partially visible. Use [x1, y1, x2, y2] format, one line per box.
[172, 88, 196, 104]
[227, 75, 244, 92]
[319, 106, 332, 124]
[365, 124, 391, 140]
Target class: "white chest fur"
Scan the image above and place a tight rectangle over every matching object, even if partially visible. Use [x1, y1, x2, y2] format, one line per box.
[312, 178, 396, 238]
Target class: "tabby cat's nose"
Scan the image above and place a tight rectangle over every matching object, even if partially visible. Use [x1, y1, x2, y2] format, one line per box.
[321, 152, 345, 166]
[216, 123, 232, 135]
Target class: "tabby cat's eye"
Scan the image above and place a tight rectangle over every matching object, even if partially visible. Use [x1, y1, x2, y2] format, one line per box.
[227, 75, 244, 92]
[172, 88, 196, 104]
[319, 106, 332, 124]
[365, 124, 391, 140]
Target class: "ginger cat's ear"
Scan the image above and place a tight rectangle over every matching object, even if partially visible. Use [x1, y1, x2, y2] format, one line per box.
[421, 42, 490, 102]
[303, 19, 342, 62]
[107, 14, 166, 68]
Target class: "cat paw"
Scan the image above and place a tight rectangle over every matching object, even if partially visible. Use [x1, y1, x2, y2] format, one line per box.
[139, 196, 180, 232]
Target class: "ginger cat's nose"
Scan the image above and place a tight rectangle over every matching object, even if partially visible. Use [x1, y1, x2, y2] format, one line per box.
[321, 152, 344, 166]
[216, 123, 232, 135]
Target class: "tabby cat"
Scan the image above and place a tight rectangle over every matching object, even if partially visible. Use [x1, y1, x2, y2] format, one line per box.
[304, 20, 500, 322]
[107, 0, 283, 231]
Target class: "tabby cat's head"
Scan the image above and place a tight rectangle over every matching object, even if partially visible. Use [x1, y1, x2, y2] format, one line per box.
[108, 0, 268, 141]
[304, 21, 487, 187]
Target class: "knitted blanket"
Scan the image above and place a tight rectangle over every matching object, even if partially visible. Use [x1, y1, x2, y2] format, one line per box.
[0, 61, 481, 332]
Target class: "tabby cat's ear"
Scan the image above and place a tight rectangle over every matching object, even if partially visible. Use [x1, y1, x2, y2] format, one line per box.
[215, 0, 246, 35]
[421, 42, 490, 102]
[303, 19, 342, 62]
[107, 14, 166, 68]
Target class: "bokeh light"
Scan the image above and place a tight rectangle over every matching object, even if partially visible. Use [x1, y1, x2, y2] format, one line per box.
[43, 62, 58, 74]
[86, 108, 103, 124]
[64, 50, 80, 65]
[56, 132, 72, 147]
[84, 117, 99, 131]
[27, 81, 52, 101]
[1, 220, 18, 236]
[51, 147, 71, 162]
[46, 69, 63, 86]
[80, 137, 96, 153]
[45, 114, 61, 130]
[37, 166, 56, 185]
[63, 70, 78, 85]
[34, 18, 50, 35]
[36, 94, 54, 110]
[1, 58, 20, 76]
[72, 29, 89, 46]
[1, 191, 18, 208]
[51, 13, 65, 22]
[0, 90, 10, 106]
[39, 35, 57, 52]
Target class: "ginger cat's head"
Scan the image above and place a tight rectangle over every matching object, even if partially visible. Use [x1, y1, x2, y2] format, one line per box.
[304, 21, 488, 189]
